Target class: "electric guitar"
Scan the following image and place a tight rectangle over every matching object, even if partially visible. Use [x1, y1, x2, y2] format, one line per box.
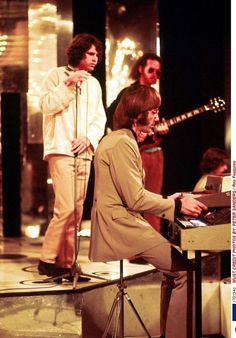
[139, 97, 226, 151]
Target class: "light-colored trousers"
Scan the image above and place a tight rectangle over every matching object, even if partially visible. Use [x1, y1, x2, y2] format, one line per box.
[140, 242, 194, 338]
[40, 155, 91, 268]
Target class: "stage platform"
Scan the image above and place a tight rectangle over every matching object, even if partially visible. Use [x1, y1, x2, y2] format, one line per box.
[0, 220, 229, 338]
[0, 220, 161, 337]
[0, 234, 156, 298]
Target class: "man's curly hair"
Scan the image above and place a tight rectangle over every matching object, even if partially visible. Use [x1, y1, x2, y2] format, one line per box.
[66, 33, 103, 67]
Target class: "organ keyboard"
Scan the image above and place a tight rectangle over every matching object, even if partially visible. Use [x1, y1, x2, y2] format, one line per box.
[170, 216, 230, 251]
[169, 215, 230, 338]
[169, 190, 231, 338]
[169, 190, 231, 251]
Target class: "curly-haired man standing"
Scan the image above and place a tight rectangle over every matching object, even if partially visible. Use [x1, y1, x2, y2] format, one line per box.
[38, 33, 106, 279]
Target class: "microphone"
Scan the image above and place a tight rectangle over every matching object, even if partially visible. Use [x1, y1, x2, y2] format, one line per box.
[76, 82, 82, 95]
[64, 65, 88, 91]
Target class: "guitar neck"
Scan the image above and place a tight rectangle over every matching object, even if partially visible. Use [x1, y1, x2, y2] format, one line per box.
[164, 104, 211, 127]
[139, 97, 225, 151]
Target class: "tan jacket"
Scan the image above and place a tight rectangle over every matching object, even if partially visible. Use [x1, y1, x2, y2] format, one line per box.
[89, 129, 176, 262]
[39, 66, 106, 160]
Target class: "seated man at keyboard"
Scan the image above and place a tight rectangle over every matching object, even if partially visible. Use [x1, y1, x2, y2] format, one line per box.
[89, 85, 208, 338]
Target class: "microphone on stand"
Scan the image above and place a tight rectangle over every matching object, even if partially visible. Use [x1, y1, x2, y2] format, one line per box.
[76, 81, 83, 95]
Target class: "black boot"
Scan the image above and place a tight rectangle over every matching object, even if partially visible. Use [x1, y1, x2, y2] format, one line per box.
[38, 260, 57, 276]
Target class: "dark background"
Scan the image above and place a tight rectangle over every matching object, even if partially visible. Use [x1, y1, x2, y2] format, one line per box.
[158, 0, 230, 194]
[72, 0, 230, 217]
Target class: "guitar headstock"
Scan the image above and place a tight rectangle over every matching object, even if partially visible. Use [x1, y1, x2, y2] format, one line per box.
[209, 97, 226, 113]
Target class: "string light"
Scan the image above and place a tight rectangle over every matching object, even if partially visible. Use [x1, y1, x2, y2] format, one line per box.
[106, 37, 142, 106]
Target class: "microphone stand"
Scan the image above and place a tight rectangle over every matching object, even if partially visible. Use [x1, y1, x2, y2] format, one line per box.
[70, 82, 95, 288]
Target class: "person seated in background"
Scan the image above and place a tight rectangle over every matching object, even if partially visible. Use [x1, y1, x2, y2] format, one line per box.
[193, 147, 230, 193]
[89, 85, 208, 338]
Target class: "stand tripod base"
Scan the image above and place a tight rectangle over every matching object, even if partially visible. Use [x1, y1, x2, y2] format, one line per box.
[39, 272, 91, 284]
[38, 275, 91, 284]
[39, 262, 92, 286]
[102, 260, 151, 338]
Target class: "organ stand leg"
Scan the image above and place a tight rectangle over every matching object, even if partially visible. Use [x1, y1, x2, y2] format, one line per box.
[195, 250, 202, 338]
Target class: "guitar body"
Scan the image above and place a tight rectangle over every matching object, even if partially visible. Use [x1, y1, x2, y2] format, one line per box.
[140, 140, 164, 232]
[139, 136, 162, 152]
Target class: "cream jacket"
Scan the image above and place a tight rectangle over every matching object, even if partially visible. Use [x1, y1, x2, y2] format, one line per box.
[89, 129, 176, 262]
[39, 66, 106, 160]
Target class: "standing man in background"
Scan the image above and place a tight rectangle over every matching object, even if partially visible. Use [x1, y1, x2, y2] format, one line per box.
[38, 33, 106, 279]
[106, 53, 169, 233]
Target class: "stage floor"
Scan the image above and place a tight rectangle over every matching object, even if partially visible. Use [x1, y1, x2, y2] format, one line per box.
[0, 220, 161, 337]
[0, 221, 228, 337]
[0, 220, 156, 297]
